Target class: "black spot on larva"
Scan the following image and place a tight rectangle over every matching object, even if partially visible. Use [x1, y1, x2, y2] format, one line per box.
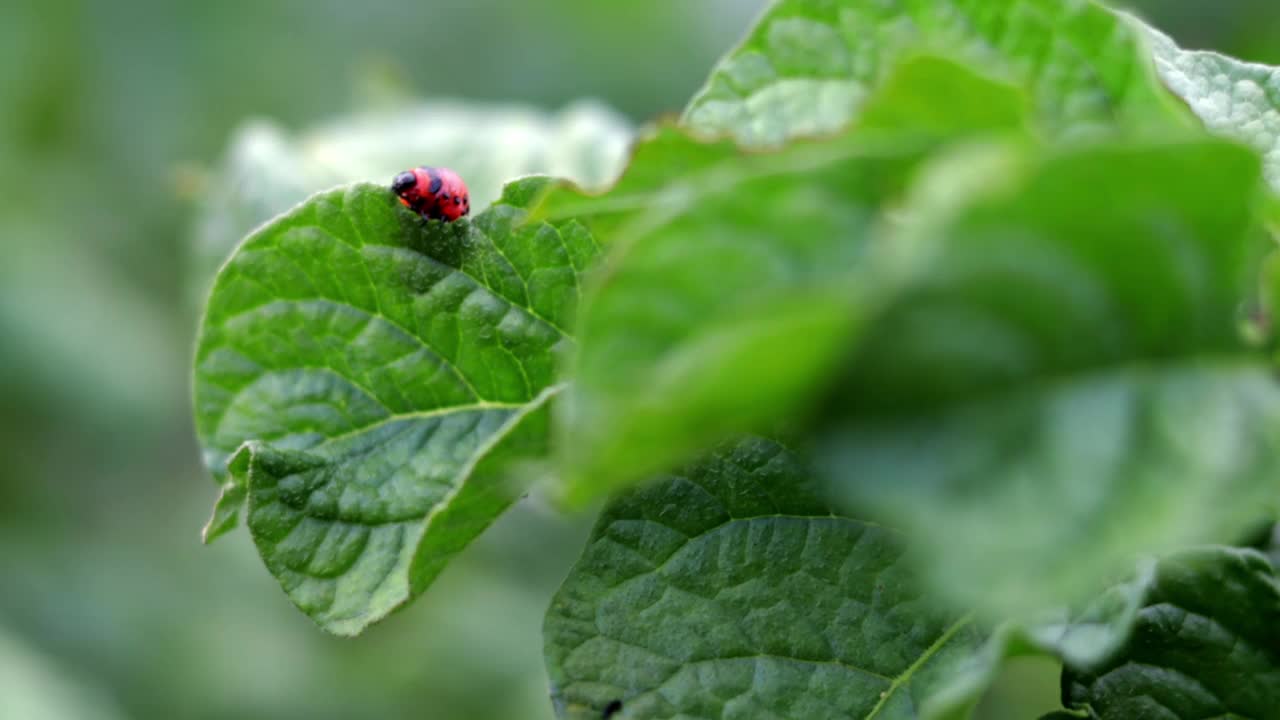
[426, 167, 443, 195]
[391, 171, 416, 195]
[602, 700, 623, 719]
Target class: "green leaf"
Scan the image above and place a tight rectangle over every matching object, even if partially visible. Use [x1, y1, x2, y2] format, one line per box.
[1062, 547, 1280, 719]
[819, 138, 1280, 617]
[543, 437, 982, 720]
[228, 386, 555, 636]
[548, 57, 1028, 504]
[684, 0, 1183, 147]
[1141, 16, 1280, 192]
[193, 178, 595, 633]
[547, 131, 898, 503]
[191, 101, 632, 297]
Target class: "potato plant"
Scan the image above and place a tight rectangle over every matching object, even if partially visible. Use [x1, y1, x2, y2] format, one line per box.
[192, 2, 1280, 718]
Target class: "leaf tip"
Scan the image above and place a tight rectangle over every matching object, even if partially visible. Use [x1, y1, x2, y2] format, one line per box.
[201, 480, 247, 544]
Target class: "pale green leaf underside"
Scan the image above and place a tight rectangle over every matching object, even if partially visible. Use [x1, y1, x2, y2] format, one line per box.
[685, 0, 1181, 146]
[193, 178, 594, 633]
[1063, 547, 1280, 718]
[1142, 18, 1280, 191]
[544, 438, 980, 720]
[821, 139, 1278, 617]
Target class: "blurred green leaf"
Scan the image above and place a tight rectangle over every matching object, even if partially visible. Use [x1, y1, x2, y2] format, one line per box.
[193, 178, 595, 634]
[684, 0, 1184, 146]
[0, 624, 126, 720]
[191, 101, 632, 298]
[819, 138, 1280, 617]
[548, 56, 1028, 504]
[855, 55, 1032, 136]
[0, 228, 181, 426]
[543, 437, 982, 720]
[1259, 523, 1280, 568]
[545, 129, 898, 504]
[0, 489, 580, 720]
[1142, 16, 1280, 191]
[1061, 547, 1280, 718]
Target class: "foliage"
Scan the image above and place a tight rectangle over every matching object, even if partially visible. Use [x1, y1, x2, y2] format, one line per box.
[191, 1, 1280, 717]
[545, 437, 981, 720]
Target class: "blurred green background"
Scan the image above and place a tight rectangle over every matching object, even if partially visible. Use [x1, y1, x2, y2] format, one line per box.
[0, 2, 1274, 718]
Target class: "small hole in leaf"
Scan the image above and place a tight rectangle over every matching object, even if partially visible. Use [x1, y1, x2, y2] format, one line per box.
[602, 699, 623, 718]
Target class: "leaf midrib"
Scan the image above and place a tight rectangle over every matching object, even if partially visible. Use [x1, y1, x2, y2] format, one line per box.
[204, 183, 577, 405]
[308, 401, 530, 449]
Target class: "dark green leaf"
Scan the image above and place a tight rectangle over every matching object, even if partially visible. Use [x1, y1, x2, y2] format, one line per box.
[543, 437, 981, 720]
